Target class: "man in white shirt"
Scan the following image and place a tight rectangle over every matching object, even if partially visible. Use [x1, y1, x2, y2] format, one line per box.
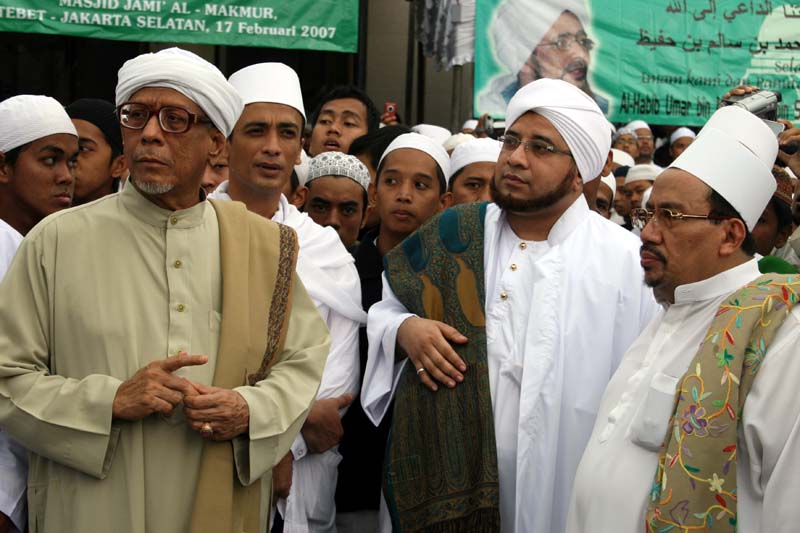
[362, 78, 657, 532]
[209, 62, 365, 532]
[0, 94, 78, 533]
[568, 106, 800, 532]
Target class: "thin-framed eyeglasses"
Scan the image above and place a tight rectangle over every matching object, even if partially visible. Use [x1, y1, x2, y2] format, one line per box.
[117, 102, 212, 134]
[499, 135, 573, 158]
[630, 207, 732, 231]
[536, 32, 595, 51]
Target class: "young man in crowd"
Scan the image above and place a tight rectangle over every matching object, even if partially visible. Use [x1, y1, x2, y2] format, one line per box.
[308, 86, 379, 157]
[348, 125, 410, 234]
[65, 98, 127, 204]
[210, 62, 365, 531]
[336, 132, 451, 533]
[625, 120, 655, 165]
[0, 93, 79, 533]
[304, 152, 371, 250]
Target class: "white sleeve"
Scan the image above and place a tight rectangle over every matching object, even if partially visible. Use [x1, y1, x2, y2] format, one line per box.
[0, 430, 26, 532]
[740, 310, 800, 531]
[360, 273, 415, 426]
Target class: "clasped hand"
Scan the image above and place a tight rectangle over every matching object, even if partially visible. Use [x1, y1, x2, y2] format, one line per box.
[112, 352, 249, 440]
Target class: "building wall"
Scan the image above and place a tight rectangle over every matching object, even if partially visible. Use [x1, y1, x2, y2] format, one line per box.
[364, 0, 475, 132]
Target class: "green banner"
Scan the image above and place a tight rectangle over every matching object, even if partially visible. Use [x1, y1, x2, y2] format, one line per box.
[0, 0, 358, 52]
[475, 0, 800, 125]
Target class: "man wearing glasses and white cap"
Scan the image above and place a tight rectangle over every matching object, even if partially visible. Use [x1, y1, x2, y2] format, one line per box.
[569, 105, 800, 532]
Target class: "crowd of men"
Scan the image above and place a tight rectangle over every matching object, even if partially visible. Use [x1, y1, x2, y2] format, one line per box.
[1, 44, 800, 533]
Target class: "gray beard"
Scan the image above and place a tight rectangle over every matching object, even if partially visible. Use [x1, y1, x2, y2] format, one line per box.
[135, 180, 175, 195]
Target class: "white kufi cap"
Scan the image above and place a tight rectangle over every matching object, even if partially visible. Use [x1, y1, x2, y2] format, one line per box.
[462, 119, 478, 131]
[624, 164, 660, 185]
[505, 78, 612, 182]
[0, 95, 77, 153]
[307, 152, 371, 191]
[670, 127, 696, 145]
[294, 149, 310, 186]
[379, 132, 450, 179]
[625, 120, 651, 131]
[449, 137, 502, 183]
[669, 105, 777, 231]
[600, 172, 616, 201]
[116, 47, 243, 137]
[443, 133, 475, 152]
[411, 124, 452, 145]
[228, 62, 306, 122]
[611, 148, 635, 167]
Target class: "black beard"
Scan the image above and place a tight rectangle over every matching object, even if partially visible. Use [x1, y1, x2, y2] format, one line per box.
[490, 168, 574, 213]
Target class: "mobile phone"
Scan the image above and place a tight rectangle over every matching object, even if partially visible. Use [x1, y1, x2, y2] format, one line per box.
[384, 102, 397, 121]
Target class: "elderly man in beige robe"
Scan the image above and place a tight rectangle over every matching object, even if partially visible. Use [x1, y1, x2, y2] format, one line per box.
[0, 48, 330, 533]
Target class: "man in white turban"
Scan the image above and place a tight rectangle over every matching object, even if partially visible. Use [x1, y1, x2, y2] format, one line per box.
[362, 78, 657, 532]
[0, 48, 331, 533]
[478, 0, 607, 117]
[209, 62, 366, 532]
[568, 105, 800, 533]
[0, 93, 78, 533]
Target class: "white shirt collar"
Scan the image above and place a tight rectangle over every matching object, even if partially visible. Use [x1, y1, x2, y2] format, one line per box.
[673, 258, 761, 304]
[547, 195, 590, 246]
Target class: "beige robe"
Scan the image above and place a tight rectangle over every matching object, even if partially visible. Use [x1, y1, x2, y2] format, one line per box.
[0, 183, 330, 533]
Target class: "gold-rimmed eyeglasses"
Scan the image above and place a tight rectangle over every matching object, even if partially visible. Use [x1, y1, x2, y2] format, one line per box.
[631, 207, 731, 231]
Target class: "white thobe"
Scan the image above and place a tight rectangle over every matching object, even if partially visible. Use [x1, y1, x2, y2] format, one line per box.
[567, 259, 800, 532]
[0, 219, 24, 533]
[210, 183, 364, 532]
[362, 197, 658, 532]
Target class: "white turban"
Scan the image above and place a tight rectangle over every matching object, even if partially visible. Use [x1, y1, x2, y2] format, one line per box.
[379, 132, 450, 179]
[115, 47, 243, 137]
[490, 0, 588, 76]
[625, 120, 650, 132]
[669, 106, 777, 231]
[624, 164, 660, 185]
[443, 133, 476, 152]
[505, 78, 612, 182]
[449, 138, 502, 183]
[228, 62, 306, 122]
[411, 124, 452, 145]
[462, 119, 479, 131]
[611, 148, 635, 167]
[670, 127, 696, 145]
[0, 95, 77, 153]
[307, 152, 371, 191]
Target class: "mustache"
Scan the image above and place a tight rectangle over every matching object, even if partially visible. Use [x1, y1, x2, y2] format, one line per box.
[132, 151, 173, 165]
[640, 243, 666, 263]
[564, 58, 588, 72]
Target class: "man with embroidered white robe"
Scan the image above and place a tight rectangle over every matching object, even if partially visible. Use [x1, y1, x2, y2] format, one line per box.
[567, 107, 800, 532]
[209, 62, 364, 532]
[362, 79, 658, 533]
[0, 48, 331, 533]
